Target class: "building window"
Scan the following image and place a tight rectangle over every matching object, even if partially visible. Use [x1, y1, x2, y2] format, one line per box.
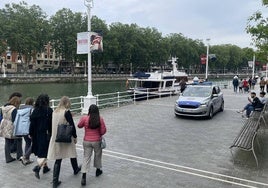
[50, 55, 53, 59]
[44, 61, 48, 65]
[37, 60, 41, 64]
[45, 54, 48, 58]
[7, 64, 11, 69]
[7, 55, 11, 60]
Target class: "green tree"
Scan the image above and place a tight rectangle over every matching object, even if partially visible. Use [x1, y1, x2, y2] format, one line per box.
[50, 8, 87, 62]
[0, 1, 49, 72]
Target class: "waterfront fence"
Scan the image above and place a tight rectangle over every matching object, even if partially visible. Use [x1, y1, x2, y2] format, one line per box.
[50, 96, 84, 114]
[49, 80, 230, 113]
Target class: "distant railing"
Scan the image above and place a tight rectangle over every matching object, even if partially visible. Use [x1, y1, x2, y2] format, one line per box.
[49, 80, 230, 113]
[3, 73, 129, 78]
[49, 89, 177, 113]
[50, 96, 84, 114]
[96, 91, 133, 108]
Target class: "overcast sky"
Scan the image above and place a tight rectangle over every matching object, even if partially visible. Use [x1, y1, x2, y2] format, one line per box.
[0, 0, 267, 48]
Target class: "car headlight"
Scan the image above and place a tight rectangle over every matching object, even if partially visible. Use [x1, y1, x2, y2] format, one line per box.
[200, 101, 209, 107]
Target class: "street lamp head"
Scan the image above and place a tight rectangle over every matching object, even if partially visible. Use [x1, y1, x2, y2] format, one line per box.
[84, 0, 93, 7]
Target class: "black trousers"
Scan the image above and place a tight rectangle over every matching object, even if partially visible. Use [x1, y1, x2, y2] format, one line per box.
[5, 138, 23, 162]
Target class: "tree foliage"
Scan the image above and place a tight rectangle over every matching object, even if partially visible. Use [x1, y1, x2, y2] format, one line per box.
[0, 1, 262, 74]
[0, 1, 48, 67]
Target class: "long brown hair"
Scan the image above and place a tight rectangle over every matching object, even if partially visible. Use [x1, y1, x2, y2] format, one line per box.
[9, 96, 21, 108]
[88, 104, 100, 129]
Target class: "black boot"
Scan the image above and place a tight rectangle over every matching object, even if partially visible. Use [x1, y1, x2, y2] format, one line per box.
[43, 164, 51, 174]
[52, 163, 61, 188]
[81, 173, 86, 186]
[32, 165, 41, 179]
[96, 168, 103, 177]
[71, 158, 81, 175]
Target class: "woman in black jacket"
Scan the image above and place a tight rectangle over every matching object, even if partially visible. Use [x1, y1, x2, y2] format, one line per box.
[29, 94, 53, 179]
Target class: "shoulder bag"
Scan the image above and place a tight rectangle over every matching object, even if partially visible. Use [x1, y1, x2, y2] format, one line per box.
[55, 123, 73, 143]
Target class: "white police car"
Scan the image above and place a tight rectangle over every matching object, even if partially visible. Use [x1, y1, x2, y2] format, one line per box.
[174, 83, 224, 119]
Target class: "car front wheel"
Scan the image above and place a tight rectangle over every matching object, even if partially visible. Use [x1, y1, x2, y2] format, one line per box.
[219, 101, 224, 112]
[208, 107, 213, 119]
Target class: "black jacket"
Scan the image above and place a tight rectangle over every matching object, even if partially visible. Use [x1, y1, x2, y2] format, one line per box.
[29, 106, 53, 158]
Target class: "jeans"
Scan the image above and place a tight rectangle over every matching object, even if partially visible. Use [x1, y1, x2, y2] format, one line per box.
[244, 103, 254, 117]
[23, 135, 32, 159]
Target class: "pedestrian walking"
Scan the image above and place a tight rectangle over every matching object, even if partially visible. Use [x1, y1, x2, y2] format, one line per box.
[0, 96, 23, 163]
[14, 97, 34, 165]
[47, 96, 81, 188]
[29, 94, 52, 179]
[78, 104, 107, 186]
[232, 76, 239, 93]
[238, 79, 243, 93]
[260, 77, 266, 91]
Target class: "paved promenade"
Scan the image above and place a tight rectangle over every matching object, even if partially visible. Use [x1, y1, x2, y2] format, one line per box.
[1, 88, 268, 188]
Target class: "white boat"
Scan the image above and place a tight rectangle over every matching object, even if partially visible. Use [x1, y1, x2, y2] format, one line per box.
[127, 57, 188, 100]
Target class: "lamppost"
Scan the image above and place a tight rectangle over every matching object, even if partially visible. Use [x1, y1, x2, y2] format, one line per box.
[205, 38, 210, 80]
[82, 0, 96, 114]
[1, 56, 6, 78]
[252, 54, 255, 79]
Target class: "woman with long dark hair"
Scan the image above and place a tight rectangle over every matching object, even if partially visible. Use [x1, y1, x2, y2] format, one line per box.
[78, 104, 106, 186]
[29, 94, 52, 179]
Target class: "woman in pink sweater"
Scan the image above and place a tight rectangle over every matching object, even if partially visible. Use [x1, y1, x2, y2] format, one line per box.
[78, 104, 106, 186]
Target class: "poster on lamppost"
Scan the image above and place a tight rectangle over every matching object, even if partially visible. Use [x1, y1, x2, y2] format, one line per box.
[77, 32, 103, 54]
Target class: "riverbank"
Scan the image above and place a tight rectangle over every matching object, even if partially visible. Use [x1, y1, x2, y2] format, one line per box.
[0, 74, 128, 84]
[0, 73, 252, 84]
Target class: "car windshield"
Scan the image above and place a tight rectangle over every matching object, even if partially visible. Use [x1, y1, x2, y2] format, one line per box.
[182, 86, 211, 97]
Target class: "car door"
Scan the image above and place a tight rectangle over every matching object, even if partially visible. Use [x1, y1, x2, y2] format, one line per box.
[211, 86, 220, 110]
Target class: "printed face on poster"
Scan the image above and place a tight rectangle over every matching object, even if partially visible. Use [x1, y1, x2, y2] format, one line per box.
[77, 32, 103, 54]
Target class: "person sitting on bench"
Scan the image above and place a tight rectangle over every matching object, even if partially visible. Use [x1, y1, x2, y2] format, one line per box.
[237, 91, 264, 118]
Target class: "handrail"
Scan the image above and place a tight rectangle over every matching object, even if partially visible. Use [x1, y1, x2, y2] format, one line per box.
[49, 80, 229, 113]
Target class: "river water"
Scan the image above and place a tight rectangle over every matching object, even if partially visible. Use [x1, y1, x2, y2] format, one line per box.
[0, 81, 127, 105]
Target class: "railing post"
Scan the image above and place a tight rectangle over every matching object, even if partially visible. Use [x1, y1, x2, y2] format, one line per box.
[50, 99, 55, 111]
[134, 90, 136, 105]
[147, 88, 149, 101]
[117, 92, 120, 107]
[96, 94, 99, 106]
[80, 96, 84, 114]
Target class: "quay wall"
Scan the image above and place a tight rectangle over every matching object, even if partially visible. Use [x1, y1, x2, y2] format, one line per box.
[0, 73, 252, 84]
[0, 74, 128, 84]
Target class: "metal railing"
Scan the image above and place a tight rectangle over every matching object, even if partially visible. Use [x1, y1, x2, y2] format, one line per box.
[49, 89, 178, 113]
[49, 81, 230, 113]
[96, 91, 133, 108]
[50, 96, 84, 114]
[2, 73, 129, 78]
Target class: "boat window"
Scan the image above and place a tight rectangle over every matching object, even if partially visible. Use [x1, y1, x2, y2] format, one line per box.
[142, 81, 160, 88]
[166, 81, 173, 87]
